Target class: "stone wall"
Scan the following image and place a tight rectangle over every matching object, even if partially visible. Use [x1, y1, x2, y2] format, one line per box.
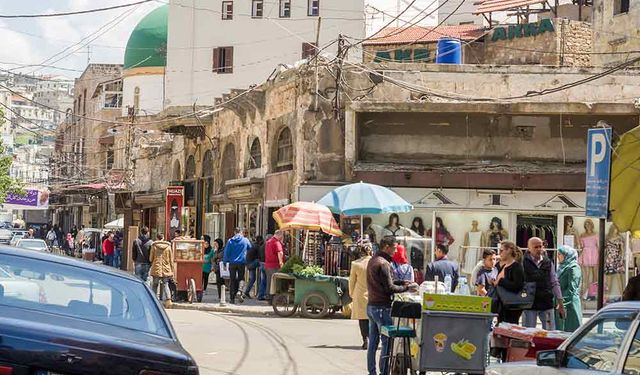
[484, 18, 591, 67]
[363, 42, 482, 64]
[592, 0, 640, 67]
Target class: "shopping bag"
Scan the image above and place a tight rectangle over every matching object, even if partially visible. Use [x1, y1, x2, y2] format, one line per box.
[496, 282, 536, 309]
[219, 262, 230, 279]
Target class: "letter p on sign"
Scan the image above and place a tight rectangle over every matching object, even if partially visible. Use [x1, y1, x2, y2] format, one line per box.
[590, 133, 606, 177]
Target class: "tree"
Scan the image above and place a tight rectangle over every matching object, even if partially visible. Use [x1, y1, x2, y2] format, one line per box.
[0, 111, 23, 204]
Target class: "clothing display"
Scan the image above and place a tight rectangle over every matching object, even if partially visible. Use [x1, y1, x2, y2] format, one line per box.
[462, 231, 483, 275]
[564, 228, 580, 249]
[381, 225, 405, 238]
[579, 235, 599, 267]
[487, 230, 507, 248]
[604, 236, 625, 274]
[516, 224, 556, 248]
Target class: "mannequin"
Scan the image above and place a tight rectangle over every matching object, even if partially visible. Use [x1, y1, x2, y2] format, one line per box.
[632, 231, 640, 275]
[486, 217, 508, 248]
[427, 217, 454, 250]
[410, 217, 426, 237]
[579, 218, 599, 299]
[605, 225, 625, 300]
[461, 220, 486, 276]
[381, 213, 407, 238]
[563, 216, 580, 250]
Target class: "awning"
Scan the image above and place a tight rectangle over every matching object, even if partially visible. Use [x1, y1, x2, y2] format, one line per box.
[474, 0, 547, 14]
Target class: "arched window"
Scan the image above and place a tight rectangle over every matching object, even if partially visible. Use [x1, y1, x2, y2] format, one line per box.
[202, 150, 214, 212]
[172, 160, 182, 181]
[274, 127, 293, 171]
[248, 137, 261, 170]
[185, 155, 196, 180]
[221, 143, 237, 183]
[133, 86, 140, 111]
[202, 150, 214, 177]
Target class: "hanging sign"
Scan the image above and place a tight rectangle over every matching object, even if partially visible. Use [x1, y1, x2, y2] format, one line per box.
[585, 128, 612, 218]
[165, 186, 184, 240]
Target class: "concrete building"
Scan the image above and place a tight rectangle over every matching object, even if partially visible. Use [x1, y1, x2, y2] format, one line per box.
[10, 143, 52, 187]
[592, 0, 637, 66]
[164, 0, 365, 108]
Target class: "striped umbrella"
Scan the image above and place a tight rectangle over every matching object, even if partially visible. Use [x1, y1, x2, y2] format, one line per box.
[273, 201, 343, 237]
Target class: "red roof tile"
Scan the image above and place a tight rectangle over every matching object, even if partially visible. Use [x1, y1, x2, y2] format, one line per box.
[364, 25, 487, 45]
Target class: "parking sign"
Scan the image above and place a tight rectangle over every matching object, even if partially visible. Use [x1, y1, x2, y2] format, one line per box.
[585, 127, 612, 218]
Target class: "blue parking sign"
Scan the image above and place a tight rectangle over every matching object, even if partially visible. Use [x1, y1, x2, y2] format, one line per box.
[585, 128, 612, 218]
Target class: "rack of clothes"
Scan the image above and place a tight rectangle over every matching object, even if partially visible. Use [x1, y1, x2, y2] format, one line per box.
[516, 216, 557, 249]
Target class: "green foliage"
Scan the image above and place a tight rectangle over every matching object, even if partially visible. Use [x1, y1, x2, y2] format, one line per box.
[0, 112, 24, 204]
[292, 264, 324, 277]
[280, 255, 304, 274]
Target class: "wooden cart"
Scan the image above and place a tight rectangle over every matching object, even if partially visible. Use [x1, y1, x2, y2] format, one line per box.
[172, 239, 205, 303]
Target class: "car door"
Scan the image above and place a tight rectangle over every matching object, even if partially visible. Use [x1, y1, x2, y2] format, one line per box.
[558, 310, 637, 374]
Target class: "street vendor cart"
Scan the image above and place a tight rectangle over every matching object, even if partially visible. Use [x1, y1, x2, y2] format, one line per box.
[172, 239, 205, 303]
[271, 272, 351, 318]
[492, 323, 570, 362]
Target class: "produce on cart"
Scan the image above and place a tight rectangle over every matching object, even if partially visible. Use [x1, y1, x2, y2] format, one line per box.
[172, 239, 205, 303]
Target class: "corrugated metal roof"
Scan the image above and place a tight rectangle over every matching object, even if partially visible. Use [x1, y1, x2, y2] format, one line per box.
[474, 0, 547, 14]
[364, 25, 486, 45]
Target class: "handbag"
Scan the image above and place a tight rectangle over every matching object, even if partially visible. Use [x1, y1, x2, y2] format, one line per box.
[219, 262, 231, 279]
[496, 282, 536, 309]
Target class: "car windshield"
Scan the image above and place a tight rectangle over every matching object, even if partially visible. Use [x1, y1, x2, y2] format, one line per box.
[17, 240, 45, 248]
[0, 253, 171, 337]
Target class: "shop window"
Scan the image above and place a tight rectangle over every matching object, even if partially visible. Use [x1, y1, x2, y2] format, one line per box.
[275, 127, 293, 172]
[222, 1, 233, 19]
[308, 0, 319, 16]
[221, 143, 237, 183]
[279, 0, 291, 17]
[614, 0, 630, 15]
[252, 0, 263, 18]
[248, 137, 261, 169]
[212, 46, 234, 74]
[185, 155, 196, 180]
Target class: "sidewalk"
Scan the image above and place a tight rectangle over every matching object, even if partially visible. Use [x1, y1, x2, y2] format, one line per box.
[170, 285, 275, 317]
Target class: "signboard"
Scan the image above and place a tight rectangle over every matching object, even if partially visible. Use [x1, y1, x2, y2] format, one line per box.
[491, 19, 555, 42]
[585, 128, 612, 218]
[373, 47, 431, 63]
[165, 186, 184, 240]
[4, 189, 49, 210]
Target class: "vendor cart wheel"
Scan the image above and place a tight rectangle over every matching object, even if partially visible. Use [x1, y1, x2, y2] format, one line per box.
[272, 293, 298, 317]
[187, 278, 197, 304]
[300, 292, 330, 319]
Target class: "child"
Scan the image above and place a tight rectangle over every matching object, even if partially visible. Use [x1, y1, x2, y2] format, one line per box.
[476, 249, 498, 297]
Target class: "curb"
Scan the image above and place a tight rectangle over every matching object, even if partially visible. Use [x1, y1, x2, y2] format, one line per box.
[169, 302, 275, 317]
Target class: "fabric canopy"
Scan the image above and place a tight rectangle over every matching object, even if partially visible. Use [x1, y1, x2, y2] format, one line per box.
[273, 202, 343, 237]
[610, 126, 640, 232]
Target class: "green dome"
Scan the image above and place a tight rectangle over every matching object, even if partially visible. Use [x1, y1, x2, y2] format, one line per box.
[124, 5, 168, 70]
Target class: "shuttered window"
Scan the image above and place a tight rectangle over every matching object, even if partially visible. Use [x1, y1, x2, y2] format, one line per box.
[212, 47, 234, 74]
[222, 1, 233, 20]
[308, 0, 319, 16]
[252, 0, 263, 18]
[279, 0, 291, 17]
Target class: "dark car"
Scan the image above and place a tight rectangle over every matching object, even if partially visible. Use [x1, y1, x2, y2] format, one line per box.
[0, 246, 199, 375]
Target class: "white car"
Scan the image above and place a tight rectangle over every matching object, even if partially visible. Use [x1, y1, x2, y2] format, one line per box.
[0, 228, 12, 244]
[0, 265, 42, 302]
[9, 233, 25, 246]
[15, 239, 49, 252]
[486, 301, 640, 375]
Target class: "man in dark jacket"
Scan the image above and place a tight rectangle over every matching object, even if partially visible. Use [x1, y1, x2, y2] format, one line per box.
[522, 237, 565, 330]
[425, 244, 460, 292]
[366, 236, 414, 375]
[623, 274, 640, 301]
[132, 226, 153, 283]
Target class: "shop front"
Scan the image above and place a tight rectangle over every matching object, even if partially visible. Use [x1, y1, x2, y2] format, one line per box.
[133, 191, 165, 240]
[264, 171, 293, 236]
[210, 178, 264, 241]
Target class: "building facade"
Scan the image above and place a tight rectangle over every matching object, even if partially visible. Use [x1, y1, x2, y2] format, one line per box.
[592, 0, 637, 66]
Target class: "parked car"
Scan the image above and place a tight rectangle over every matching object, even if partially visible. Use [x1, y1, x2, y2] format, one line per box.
[0, 246, 199, 375]
[0, 228, 12, 244]
[486, 301, 640, 375]
[0, 264, 43, 303]
[9, 233, 25, 247]
[15, 239, 49, 252]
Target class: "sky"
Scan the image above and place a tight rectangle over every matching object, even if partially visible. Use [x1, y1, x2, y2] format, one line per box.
[0, 0, 162, 78]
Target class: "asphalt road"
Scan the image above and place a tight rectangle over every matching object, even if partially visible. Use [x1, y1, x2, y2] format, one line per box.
[167, 310, 368, 375]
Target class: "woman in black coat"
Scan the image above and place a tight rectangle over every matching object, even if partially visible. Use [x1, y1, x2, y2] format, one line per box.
[491, 240, 525, 324]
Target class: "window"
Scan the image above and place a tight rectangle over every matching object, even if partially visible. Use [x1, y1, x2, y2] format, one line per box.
[222, 1, 233, 20]
[221, 143, 237, 183]
[564, 313, 634, 372]
[185, 155, 196, 180]
[624, 326, 640, 374]
[308, 0, 319, 16]
[106, 145, 114, 170]
[133, 86, 140, 111]
[248, 138, 261, 169]
[212, 47, 234, 74]
[103, 80, 123, 109]
[614, 0, 630, 15]
[252, 0, 263, 18]
[279, 0, 291, 17]
[275, 127, 293, 171]
[302, 42, 317, 60]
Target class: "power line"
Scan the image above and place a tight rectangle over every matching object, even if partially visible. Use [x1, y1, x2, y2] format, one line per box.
[0, 0, 153, 19]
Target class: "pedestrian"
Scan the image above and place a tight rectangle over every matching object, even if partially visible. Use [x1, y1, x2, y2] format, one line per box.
[173, 229, 184, 241]
[212, 238, 226, 301]
[366, 236, 415, 375]
[24, 228, 35, 239]
[623, 274, 640, 301]
[349, 242, 372, 350]
[243, 235, 263, 299]
[222, 228, 251, 304]
[75, 225, 86, 254]
[132, 226, 153, 283]
[62, 233, 74, 256]
[391, 244, 414, 282]
[265, 230, 285, 302]
[114, 230, 123, 269]
[150, 233, 176, 308]
[202, 235, 215, 300]
[521, 237, 565, 331]
[475, 249, 498, 297]
[102, 231, 115, 267]
[424, 243, 460, 292]
[257, 234, 269, 301]
[556, 245, 582, 332]
[55, 225, 64, 248]
[71, 225, 78, 238]
[46, 226, 57, 247]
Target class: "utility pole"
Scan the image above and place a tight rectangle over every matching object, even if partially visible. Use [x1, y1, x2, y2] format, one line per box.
[314, 17, 322, 112]
[334, 34, 345, 120]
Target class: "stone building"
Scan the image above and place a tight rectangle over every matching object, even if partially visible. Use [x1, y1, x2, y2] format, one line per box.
[592, 0, 638, 66]
[51, 64, 124, 230]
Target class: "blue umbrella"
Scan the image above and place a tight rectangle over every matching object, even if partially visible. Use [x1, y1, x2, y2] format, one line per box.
[317, 181, 413, 218]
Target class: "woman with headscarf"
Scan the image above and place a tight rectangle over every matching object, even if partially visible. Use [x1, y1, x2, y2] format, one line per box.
[349, 242, 373, 350]
[201, 235, 214, 297]
[62, 233, 75, 256]
[556, 245, 582, 332]
[212, 238, 226, 301]
[391, 244, 415, 282]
